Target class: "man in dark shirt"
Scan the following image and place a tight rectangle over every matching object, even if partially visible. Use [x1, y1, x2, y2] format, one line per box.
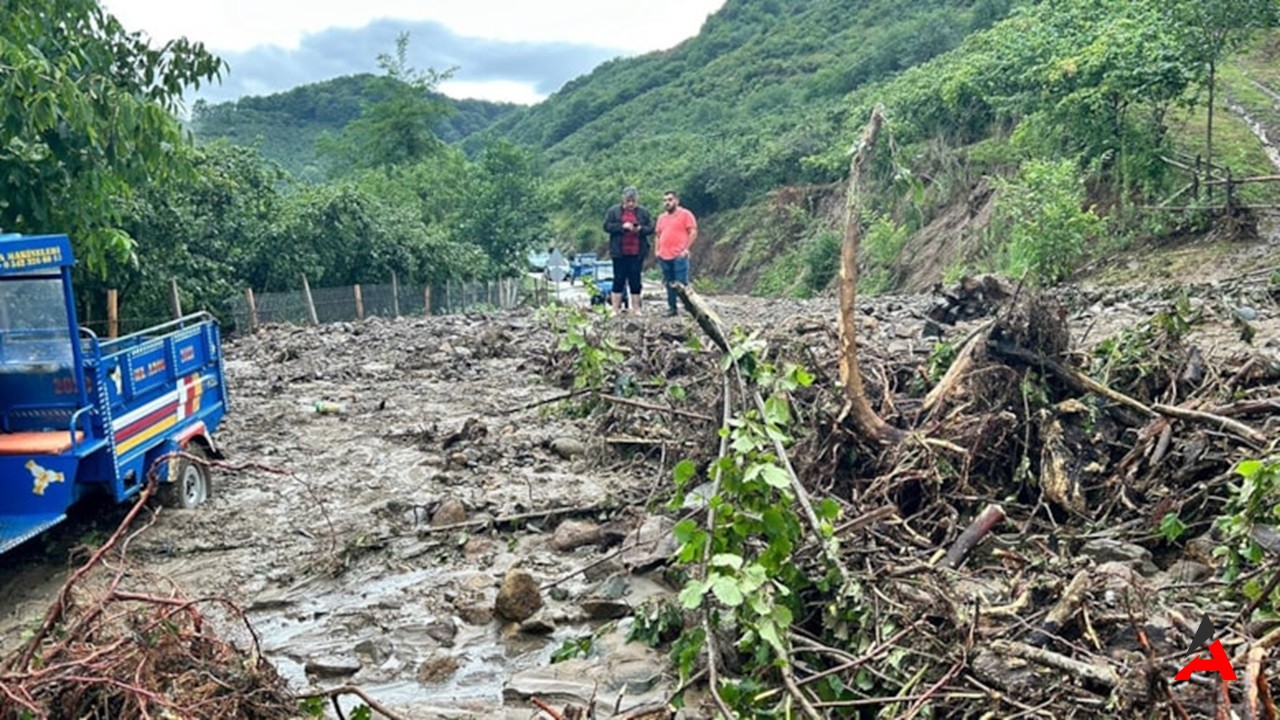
[602, 186, 653, 314]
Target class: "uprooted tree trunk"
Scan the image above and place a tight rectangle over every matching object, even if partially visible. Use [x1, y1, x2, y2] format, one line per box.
[839, 105, 902, 446]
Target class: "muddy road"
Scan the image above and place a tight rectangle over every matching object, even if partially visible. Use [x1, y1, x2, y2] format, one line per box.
[3, 246, 1280, 717]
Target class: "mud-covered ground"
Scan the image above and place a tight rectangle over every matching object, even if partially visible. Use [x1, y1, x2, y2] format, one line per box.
[2, 227, 1280, 718]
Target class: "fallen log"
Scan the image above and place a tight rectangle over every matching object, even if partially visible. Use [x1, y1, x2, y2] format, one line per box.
[993, 343, 1267, 447]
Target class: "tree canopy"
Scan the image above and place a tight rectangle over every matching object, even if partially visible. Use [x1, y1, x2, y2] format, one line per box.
[0, 0, 224, 273]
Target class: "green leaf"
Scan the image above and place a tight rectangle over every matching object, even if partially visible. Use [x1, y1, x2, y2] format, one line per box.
[758, 619, 784, 653]
[764, 395, 791, 425]
[762, 507, 788, 538]
[679, 580, 709, 609]
[1237, 459, 1262, 479]
[673, 459, 698, 488]
[710, 553, 744, 571]
[817, 498, 841, 522]
[710, 575, 745, 607]
[673, 519, 699, 545]
[760, 464, 791, 489]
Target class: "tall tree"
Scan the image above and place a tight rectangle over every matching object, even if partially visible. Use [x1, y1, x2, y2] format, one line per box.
[317, 33, 454, 175]
[454, 141, 551, 277]
[1169, 0, 1280, 174]
[0, 0, 224, 272]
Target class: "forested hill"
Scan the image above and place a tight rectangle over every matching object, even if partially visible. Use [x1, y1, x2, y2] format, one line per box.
[190, 74, 519, 180]
[473, 0, 1012, 244]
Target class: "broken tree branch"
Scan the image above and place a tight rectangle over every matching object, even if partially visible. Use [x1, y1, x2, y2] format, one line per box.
[838, 104, 902, 446]
[941, 503, 1005, 569]
[598, 392, 715, 422]
[990, 640, 1119, 689]
[993, 343, 1267, 447]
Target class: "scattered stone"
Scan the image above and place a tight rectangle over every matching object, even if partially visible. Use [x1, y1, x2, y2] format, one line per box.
[580, 597, 631, 620]
[519, 613, 557, 635]
[304, 655, 361, 679]
[354, 638, 392, 665]
[432, 498, 468, 527]
[551, 520, 603, 552]
[620, 515, 678, 570]
[425, 619, 458, 645]
[495, 568, 543, 622]
[1079, 538, 1156, 573]
[550, 437, 586, 459]
[418, 653, 460, 684]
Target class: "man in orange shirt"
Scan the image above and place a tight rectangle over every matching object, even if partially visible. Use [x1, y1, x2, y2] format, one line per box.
[654, 191, 697, 317]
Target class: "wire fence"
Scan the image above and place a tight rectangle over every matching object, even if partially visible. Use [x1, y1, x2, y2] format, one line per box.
[77, 275, 560, 341]
[224, 277, 528, 333]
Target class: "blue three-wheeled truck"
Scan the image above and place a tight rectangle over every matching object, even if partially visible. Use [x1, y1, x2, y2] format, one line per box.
[0, 233, 228, 555]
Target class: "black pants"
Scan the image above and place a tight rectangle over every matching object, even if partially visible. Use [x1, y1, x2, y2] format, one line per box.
[612, 255, 642, 296]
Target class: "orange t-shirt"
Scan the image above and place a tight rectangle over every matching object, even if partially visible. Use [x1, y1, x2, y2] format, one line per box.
[655, 207, 696, 260]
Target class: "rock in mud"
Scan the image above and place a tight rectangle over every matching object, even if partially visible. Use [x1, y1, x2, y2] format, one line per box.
[1079, 538, 1157, 574]
[432, 498, 469, 527]
[304, 655, 362, 679]
[580, 597, 631, 620]
[354, 638, 393, 665]
[495, 568, 543, 622]
[620, 515, 678, 570]
[550, 437, 586, 459]
[518, 613, 557, 635]
[550, 520, 603, 552]
[425, 619, 458, 645]
[418, 653, 460, 683]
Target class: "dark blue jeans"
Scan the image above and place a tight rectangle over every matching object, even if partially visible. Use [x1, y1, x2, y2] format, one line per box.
[659, 256, 690, 311]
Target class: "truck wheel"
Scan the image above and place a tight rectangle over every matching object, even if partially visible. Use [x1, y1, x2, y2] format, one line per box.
[162, 444, 211, 509]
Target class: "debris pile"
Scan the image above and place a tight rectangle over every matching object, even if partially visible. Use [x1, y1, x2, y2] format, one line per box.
[548, 277, 1280, 718]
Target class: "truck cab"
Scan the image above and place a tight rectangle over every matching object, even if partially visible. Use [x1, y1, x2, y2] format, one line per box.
[0, 233, 228, 554]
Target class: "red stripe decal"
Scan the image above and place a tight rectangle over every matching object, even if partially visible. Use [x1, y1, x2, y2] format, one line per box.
[116, 402, 178, 441]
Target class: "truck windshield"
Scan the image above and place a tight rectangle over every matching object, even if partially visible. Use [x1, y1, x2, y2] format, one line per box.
[0, 276, 74, 373]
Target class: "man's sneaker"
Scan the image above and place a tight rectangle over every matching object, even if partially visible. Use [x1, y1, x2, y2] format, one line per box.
[666, 308, 678, 317]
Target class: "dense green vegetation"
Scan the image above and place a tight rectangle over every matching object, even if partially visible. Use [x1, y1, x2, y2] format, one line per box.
[5, 0, 1280, 328]
[191, 74, 519, 181]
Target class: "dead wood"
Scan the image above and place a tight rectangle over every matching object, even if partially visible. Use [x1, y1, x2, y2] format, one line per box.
[598, 392, 716, 422]
[990, 640, 1120, 689]
[920, 320, 994, 421]
[993, 342, 1267, 446]
[1029, 570, 1091, 647]
[838, 104, 903, 446]
[940, 503, 1005, 569]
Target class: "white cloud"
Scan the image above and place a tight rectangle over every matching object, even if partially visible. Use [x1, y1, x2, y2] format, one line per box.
[438, 79, 543, 105]
[103, 1, 725, 53]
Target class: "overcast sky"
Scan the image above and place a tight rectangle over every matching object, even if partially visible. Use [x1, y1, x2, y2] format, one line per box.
[102, 1, 726, 106]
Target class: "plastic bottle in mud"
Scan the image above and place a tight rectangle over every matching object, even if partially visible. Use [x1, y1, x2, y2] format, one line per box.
[314, 401, 346, 415]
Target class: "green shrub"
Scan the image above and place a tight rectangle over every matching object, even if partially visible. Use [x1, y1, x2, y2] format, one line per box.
[991, 159, 1105, 285]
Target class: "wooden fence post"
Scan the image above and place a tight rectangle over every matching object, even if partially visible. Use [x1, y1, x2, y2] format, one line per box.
[301, 275, 319, 325]
[107, 289, 119, 339]
[244, 288, 259, 331]
[354, 284, 365, 320]
[445, 280, 452, 314]
[424, 286, 432, 317]
[391, 271, 401, 317]
[168, 278, 182, 319]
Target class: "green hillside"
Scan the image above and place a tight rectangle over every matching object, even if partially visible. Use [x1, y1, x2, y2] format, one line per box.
[476, 0, 1013, 248]
[190, 74, 519, 180]
[163, 0, 1280, 307]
